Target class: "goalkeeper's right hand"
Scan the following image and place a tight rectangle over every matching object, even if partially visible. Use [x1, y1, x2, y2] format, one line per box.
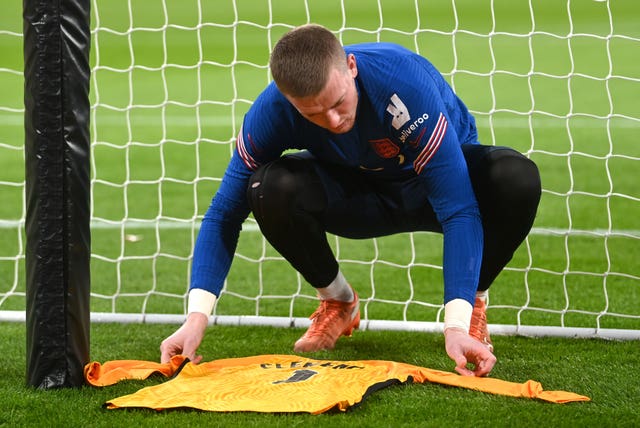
[160, 312, 208, 364]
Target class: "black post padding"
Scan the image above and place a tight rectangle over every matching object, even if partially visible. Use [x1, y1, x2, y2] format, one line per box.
[24, 0, 91, 388]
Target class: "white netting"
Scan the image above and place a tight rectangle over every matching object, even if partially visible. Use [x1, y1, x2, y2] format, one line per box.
[2, 0, 639, 339]
[0, 3, 24, 315]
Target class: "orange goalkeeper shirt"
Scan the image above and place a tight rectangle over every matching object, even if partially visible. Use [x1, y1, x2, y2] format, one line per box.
[85, 355, 589, 414]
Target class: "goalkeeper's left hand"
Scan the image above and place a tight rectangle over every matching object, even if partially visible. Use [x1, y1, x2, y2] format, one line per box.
[444, 327, 497, 377]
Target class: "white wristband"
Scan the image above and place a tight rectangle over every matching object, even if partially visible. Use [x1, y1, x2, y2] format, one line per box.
[187, 288, 217, 316]
[444, 298, 473, 333]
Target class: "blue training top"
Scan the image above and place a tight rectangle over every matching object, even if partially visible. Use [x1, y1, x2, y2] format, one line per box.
[191, 42, 483, 306]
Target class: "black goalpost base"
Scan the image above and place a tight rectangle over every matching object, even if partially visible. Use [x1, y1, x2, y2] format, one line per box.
[23, 0, 92, 388]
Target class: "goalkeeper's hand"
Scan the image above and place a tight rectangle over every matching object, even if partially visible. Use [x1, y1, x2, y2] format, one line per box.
[160, 312, 208, 364]
[444, 327, 497, 377]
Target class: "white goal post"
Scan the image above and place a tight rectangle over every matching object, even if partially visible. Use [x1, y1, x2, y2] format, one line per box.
[1, 0, 639, 340]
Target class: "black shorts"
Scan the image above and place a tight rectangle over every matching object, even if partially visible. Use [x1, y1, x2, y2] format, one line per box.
[284, 144, 518, 239]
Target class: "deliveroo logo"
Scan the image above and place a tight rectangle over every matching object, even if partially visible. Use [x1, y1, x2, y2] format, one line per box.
[386, 93, 411, 130]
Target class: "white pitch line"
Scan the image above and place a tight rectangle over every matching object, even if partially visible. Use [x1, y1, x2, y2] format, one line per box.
[1, 219, 639, 238]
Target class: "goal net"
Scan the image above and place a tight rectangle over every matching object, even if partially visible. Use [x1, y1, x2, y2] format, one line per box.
[2, 0, 639, 339]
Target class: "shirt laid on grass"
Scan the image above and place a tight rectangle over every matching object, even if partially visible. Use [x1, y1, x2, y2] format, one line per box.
[85, 355, 590, 414]
[192, 42, 483, 307]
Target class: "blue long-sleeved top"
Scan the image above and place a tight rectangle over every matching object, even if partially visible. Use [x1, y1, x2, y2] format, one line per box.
[191, 42, 483, 306]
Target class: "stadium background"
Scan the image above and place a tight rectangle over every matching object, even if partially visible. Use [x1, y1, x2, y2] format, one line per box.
[6, 0, 637, 330]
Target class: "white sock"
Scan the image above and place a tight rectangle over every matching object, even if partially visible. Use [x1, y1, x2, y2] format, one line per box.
[476, 290, 488, 303]
[316, 271, 354, 302]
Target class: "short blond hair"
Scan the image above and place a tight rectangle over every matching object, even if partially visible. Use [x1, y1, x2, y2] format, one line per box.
[270, 24, 347, 97]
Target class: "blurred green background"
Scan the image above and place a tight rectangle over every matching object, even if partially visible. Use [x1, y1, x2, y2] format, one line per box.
[0, 0, 638, 332]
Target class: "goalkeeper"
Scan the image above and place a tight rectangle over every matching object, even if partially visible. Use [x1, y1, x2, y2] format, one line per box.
[161, 24, 541, 376]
